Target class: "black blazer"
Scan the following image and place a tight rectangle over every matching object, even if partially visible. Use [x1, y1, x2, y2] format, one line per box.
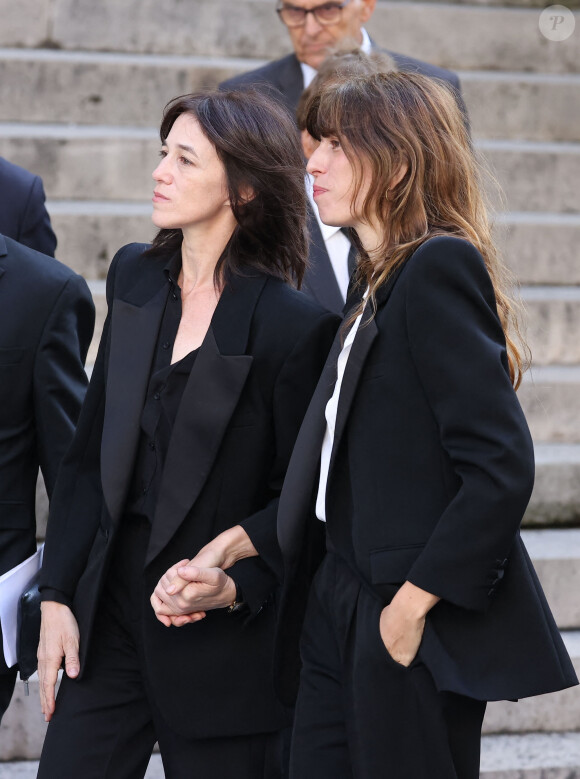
[275, 235, 577, 704]
[0, 235, 94, 670]
[222, 51, 466, 314]
[40, 242, 339, 739]
[0, 158, 57, 257]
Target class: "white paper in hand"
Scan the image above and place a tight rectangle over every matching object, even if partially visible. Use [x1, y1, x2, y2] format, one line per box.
[0, 546, 43, 667]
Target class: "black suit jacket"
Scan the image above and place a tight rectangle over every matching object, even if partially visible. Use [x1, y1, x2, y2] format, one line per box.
[0, 234, 94, 671]
[222, 51, 466, 314]
[40, 242, 339, 739]
[0, 158, 57, 257]
[275, 235, 577, 705]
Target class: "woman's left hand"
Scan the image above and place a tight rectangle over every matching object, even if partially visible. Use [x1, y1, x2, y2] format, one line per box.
[151, 565, 236, 627]
[379, 581, 440, 667]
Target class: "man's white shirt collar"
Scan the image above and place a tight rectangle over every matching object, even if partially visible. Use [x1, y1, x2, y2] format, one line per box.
[300, 27, 372, 89]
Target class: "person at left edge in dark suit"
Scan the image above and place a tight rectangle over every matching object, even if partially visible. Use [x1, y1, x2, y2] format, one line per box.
[0, 156, 57, 256]
[0, 234, 94, 722]
[37, 88, 339, 779]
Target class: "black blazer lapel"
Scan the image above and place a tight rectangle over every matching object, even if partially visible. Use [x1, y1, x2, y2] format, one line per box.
[328, 268, 405, 478]
[277, 327, 343, 566]
[145, 273, 266, 565]
[100, 268, 167, 524]
[302, 208, 345, 315]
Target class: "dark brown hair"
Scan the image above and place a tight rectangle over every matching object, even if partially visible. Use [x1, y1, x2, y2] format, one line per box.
[149, 89, 308, 288]
[305, 72, 528, 387]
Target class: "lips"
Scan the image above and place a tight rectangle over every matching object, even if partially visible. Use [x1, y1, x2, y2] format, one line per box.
[312, 186, 328, 199]
[153, 191, 169, 202]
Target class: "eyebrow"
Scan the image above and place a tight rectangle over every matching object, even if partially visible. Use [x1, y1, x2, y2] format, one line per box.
[162, 141, 199, 158]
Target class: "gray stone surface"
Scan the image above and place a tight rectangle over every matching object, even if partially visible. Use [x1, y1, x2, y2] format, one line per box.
[481, 141, 580, 214]
[526, 445, 580, 526]
[521, 530, 580, 629]
[2, 130, 578, 214]
[0, 754, 164, 777]
[1, 49, 579, 141]
[48, 204, 154, 279]
[519, 367, 580, 443]
[0, 49, 244, 127]
[483, 632, 580, 733]
[461, 72, 580, 142]
[40, 203, 580, 287]
[369, 4, 580, 75]
[0, 676, 54, 761]
[481, 732, 580, 777]
[498, 214, 580, 286]
[2, 0, 577, 74]
[521, 287, 580, 365]
[0, 0, 51, 48]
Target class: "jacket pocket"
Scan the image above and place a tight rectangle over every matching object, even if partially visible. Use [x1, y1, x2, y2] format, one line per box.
[369, 543, 425, 585]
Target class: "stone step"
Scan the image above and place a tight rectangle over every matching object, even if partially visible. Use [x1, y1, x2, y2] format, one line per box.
[2, 1, 578, 74]
[481, 141, 579, 215]
[480, 732, 580, 778]
[521, 286, 580, 366]
[483, 631, 580, 734]
[1, 128, 577, 214]
[498, 213, 580, 286]
[0, 49, 578, 141]
[2, 742, 580, 779]
[521, 529, 580, 630]
[519, 366, 580, 443]
[42, 200, 580, 288]
[527, 444, 580, 526]
[76, 247, 580, 369]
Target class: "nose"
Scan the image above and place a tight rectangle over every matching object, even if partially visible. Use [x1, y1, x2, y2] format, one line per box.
[306, 143, 326, 176]
[303, 9, 324, 36]
[152, 155, 171, 183]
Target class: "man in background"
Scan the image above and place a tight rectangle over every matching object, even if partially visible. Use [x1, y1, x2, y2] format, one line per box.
[0, 156, 57, 257]
[222, 0, 465, 313]
[0, 233, 94, 721]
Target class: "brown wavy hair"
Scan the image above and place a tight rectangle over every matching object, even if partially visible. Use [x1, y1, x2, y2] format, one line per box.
[148, 89, 308, 288]
[305, 71, 528, 388]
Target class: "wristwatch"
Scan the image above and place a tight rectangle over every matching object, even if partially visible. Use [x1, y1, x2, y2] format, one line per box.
[227, 579, 246, 613]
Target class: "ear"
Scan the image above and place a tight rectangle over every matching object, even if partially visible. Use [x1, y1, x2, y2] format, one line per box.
[239, 185, 256, 204]
[359, 0, 377, 24]
[388, 162, 409, 191]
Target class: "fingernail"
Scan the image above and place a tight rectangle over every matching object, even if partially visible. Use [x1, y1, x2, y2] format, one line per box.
[167, 585, 176, 594]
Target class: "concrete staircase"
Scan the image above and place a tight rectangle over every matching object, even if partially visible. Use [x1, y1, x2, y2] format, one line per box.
[0, 0, 579, 775]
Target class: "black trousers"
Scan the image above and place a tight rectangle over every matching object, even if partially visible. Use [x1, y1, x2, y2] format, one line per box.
[0, 668, 16, 723]
[290, 553, 486, 779]
[38, 517, 283, 779]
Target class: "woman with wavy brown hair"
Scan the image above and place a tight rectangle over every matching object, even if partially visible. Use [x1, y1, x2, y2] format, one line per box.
[272, 70, 577, 778]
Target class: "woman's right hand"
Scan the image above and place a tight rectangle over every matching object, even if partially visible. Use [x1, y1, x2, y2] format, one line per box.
[38, 601, 80, 722]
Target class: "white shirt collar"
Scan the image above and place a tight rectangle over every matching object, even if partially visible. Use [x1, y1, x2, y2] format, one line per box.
[299, 27, 372, 89]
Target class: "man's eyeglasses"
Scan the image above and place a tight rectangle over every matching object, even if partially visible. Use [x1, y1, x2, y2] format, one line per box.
[276, 0, 353, 28]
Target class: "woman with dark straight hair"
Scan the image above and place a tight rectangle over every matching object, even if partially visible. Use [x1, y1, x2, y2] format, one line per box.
[186, 72, 577, 778]
[36, 89, 338, 778]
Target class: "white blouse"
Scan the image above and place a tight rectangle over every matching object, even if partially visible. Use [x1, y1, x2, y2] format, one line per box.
[315, 299, 367, 522]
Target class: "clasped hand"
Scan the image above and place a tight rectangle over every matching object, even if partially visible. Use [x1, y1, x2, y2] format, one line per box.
[151, 546, 235, 627]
